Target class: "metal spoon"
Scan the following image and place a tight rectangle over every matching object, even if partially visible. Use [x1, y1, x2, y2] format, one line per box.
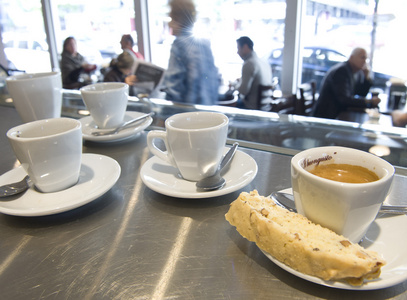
[91, 112, 154, 136]
[196, 142, 239, 191]
[271, 191, 407, 215]
[0, 175, 32, 198]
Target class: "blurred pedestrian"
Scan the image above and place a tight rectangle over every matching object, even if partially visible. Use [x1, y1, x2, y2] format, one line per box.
[162, 0, 219, 105]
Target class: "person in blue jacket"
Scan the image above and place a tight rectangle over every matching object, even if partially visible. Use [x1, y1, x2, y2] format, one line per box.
[162, 0, 219, 105]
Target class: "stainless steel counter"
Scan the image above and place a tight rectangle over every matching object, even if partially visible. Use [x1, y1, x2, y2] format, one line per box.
[0, 97, 407, 299]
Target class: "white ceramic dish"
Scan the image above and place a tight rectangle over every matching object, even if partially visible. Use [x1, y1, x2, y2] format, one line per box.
[79, 111, 153, 143]
[140, 148, 257, 198]
[261, 188, 407, 290]
[0, 154, 121, 216]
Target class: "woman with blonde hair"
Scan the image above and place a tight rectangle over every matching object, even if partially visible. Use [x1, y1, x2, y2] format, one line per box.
[104, 51, 138, 95]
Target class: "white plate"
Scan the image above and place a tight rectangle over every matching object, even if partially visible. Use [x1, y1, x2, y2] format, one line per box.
[140, 148, 258, 199]
[261, 188, 407, 290]
[79, 111, 153, 143]
[0, 154, 121, 216]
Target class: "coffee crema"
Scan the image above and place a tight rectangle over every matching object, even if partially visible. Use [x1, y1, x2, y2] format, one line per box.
[309, 163, 379, 183]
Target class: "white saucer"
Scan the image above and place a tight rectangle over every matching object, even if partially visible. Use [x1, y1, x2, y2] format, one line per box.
[80, 111, 153, 143]
[261, 188, 407, 290]
[140, 148, 257, 199]
[0, 154, 121, 216]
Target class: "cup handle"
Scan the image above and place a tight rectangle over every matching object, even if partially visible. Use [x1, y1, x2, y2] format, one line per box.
[147, 130, 176, 167]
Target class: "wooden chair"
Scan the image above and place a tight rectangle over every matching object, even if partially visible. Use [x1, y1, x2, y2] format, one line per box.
[270, 94, 297, 115]
[296, 80, 317, 115]
[257, 84, 274, 111]
[257, 77, 279, 111]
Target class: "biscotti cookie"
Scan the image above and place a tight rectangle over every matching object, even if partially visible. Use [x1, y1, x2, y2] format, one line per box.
[225, 190, 386, 286]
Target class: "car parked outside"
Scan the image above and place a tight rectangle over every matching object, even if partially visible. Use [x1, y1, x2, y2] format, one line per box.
[3, 34, 52, 73]
[268, 46, 392, 92]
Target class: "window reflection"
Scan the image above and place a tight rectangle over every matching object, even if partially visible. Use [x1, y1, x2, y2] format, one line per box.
[0, 0, 50, 73]
[302, 0, 406, 91]
[0, 0, 405, 94]
[53, 0, 137, 68]
[148, 0, 286, 86]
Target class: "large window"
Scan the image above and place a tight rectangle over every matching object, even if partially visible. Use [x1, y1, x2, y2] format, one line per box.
[297, 0, 406, 92]
[0, 0, 137, 74]
[0, 0, 405, 95]
[52, 0, 137, 67]
[0, 0, 50, 73]
[148, 0, 286, 86]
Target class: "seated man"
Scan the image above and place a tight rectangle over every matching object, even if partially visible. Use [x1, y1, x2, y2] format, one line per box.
[312, 47, 380, 119]
[235, 36, 273, 110]
[120, 34, 144, 61]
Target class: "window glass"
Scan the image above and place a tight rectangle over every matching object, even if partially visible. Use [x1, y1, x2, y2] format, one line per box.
[303, 48, 313, 59]
[52, 0, 137, 67]
[271, 49, 283, 60]
[0, 0, 138, 78]
[326, 50, 346, 64]
[302, 0, 407, 91]
[148, 0, 286, 86]
[0, 0, 51, 73]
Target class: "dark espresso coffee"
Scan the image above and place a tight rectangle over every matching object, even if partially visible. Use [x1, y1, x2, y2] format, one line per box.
[309, 163, 379, 183]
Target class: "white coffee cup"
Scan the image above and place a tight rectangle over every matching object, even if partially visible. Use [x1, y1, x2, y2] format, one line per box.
[80, 82, 129, 129]
[291, 146, 394, 243]
[6, 72, 62, 123]
[7, 118, 83, 193]
[147, 111, 229, 181]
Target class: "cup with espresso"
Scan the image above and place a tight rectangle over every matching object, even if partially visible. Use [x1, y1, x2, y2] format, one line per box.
[147, 111, 229, 182]
[291, 146, 394, 243]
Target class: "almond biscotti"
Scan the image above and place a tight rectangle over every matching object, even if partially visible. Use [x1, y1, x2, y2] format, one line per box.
[225, 190, 386, 286]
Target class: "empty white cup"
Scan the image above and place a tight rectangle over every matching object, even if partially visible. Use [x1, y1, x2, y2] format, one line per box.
[6, 72, 62, 123]
[80, 82, 129, 129]
[147, 111, 229, 181]
[7, 118, 83, 193]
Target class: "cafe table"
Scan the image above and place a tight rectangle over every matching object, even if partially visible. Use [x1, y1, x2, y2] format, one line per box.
[0, 91, 407, 299]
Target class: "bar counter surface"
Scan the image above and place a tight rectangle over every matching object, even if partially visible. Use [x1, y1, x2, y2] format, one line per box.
[0, 92, 407, 299]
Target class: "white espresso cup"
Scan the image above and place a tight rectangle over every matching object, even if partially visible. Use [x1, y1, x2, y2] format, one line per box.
[7, 118, 83, 193]
[291, 146, 394, 243]
[80, 82, 129, 129]
[147, 111, 229, 181]
[6, 72, 62, 123]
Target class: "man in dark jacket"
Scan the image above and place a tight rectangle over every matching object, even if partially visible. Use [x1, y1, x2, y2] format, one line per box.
[312, 47, 380, 119]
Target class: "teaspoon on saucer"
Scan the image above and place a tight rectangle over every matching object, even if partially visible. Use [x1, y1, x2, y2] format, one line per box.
[271, 191, 407, 215]
[91, 112, 154, 136]
[0, 175, 32, 198]
[196, 142, 239, 191]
